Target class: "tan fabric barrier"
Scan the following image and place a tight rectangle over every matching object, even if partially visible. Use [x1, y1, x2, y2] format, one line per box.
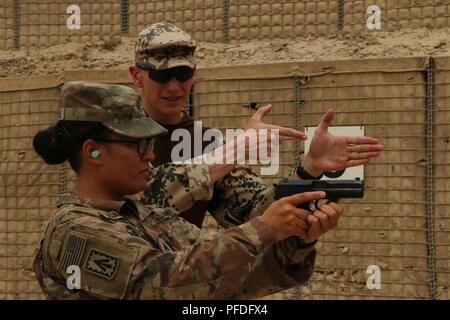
[227, 0, 340, 41]
[1, 1, 449, 49]
[195, 57, 433, 299]
[0, 0, 16, 49]
[434, 56, 450, 299]
[0, 56, 449, 299]
[19, 0, 122, 48]
[344, 0, 450, 32]
[129, 0, 224, 43]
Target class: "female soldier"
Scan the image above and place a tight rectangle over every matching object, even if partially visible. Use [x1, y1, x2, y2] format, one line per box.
[33, 81, 343, 299]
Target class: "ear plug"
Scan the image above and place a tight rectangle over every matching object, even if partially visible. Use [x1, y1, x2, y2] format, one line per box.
[91, 150, 100, 158]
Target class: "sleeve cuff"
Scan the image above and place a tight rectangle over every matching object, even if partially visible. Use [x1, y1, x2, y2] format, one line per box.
[265, 245, 317, 286]
[278, 237, 317, 265]
[238, 216, 277, 254]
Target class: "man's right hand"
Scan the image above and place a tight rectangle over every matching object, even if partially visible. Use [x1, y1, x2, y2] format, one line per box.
[245, 104, 307, 139]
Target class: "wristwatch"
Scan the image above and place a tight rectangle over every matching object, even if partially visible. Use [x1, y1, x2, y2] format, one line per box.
[296, 165, 324, 180]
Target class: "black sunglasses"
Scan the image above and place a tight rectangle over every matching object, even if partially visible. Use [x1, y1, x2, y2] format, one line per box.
[137, 64, 195, 84]
[96, 138, 155, 156]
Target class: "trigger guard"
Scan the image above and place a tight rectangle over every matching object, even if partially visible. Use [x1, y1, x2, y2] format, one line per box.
[313, 199, 332, 211]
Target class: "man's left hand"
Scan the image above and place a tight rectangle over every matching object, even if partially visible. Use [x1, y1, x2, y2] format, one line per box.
[302, 109, 383, 177]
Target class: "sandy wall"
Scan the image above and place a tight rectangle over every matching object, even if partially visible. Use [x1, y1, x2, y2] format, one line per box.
[1, 0, 449, 49]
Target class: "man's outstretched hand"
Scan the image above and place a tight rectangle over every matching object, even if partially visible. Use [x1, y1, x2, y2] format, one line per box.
[302, 109, 384, 177]
[245, 104, 307, 139]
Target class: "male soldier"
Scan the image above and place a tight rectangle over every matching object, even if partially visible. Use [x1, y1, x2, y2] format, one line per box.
[129, 22, 383, 229]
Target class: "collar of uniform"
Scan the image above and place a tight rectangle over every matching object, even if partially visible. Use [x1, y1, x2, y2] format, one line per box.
[162, 111, 193, 130]
[149, 111, 194, 132]
[56, 194, 128, 212]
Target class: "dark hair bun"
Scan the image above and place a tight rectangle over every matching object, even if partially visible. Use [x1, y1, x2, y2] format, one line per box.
[33, 125, 68, 164]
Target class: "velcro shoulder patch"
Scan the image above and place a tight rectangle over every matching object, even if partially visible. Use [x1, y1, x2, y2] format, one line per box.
[84, 249, 119, 280]
[72, 229, 137, 299]
[58, 232, 88, 273]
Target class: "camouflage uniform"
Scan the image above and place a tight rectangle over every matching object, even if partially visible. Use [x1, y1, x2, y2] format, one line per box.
[35, 194, 316, 299]
[135, 22, 196, 70]
[135, 23, 292, 227]
[34, 81, 317, 299]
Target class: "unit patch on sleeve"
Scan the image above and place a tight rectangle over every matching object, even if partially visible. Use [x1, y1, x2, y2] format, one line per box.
[83, 249, 120, 280]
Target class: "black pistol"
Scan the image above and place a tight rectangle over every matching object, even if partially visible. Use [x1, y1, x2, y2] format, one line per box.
[274, 179, 364, 211]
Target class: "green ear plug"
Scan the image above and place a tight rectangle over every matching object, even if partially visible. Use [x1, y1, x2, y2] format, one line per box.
[91, 150, 100, 158]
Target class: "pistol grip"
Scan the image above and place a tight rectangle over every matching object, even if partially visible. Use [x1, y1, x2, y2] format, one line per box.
[299, 199, 339, 212]
[298, 199, 334, 212]
[297, 201, 316, 212]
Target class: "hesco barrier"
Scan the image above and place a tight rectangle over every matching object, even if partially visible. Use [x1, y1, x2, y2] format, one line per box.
[1, 0, 449, 49]
[0, 56, 449, 299]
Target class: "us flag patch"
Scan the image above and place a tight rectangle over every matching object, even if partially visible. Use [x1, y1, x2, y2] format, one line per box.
[58, 233, 88, 272]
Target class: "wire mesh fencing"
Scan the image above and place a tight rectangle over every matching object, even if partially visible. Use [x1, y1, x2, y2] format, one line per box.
[129, 0, 224, 43]
[193, 57, 449, 299]
[434, 57, 450, 299]
[1, 0, 449, 49]
[292, 58, 429, 299]
[0, 85, 62, 299]
[0, 0, 18, 49]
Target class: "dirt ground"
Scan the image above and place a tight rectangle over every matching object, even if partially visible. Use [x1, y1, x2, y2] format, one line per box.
[1, 27, 449, 78]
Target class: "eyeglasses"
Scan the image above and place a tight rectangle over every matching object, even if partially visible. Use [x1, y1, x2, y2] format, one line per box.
[137, 64, 195, 84]
[96, 138, 155, 156]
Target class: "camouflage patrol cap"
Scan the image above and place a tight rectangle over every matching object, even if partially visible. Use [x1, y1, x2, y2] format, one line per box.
[60, 81, 167, 138]
[135, 22, 197, 70]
